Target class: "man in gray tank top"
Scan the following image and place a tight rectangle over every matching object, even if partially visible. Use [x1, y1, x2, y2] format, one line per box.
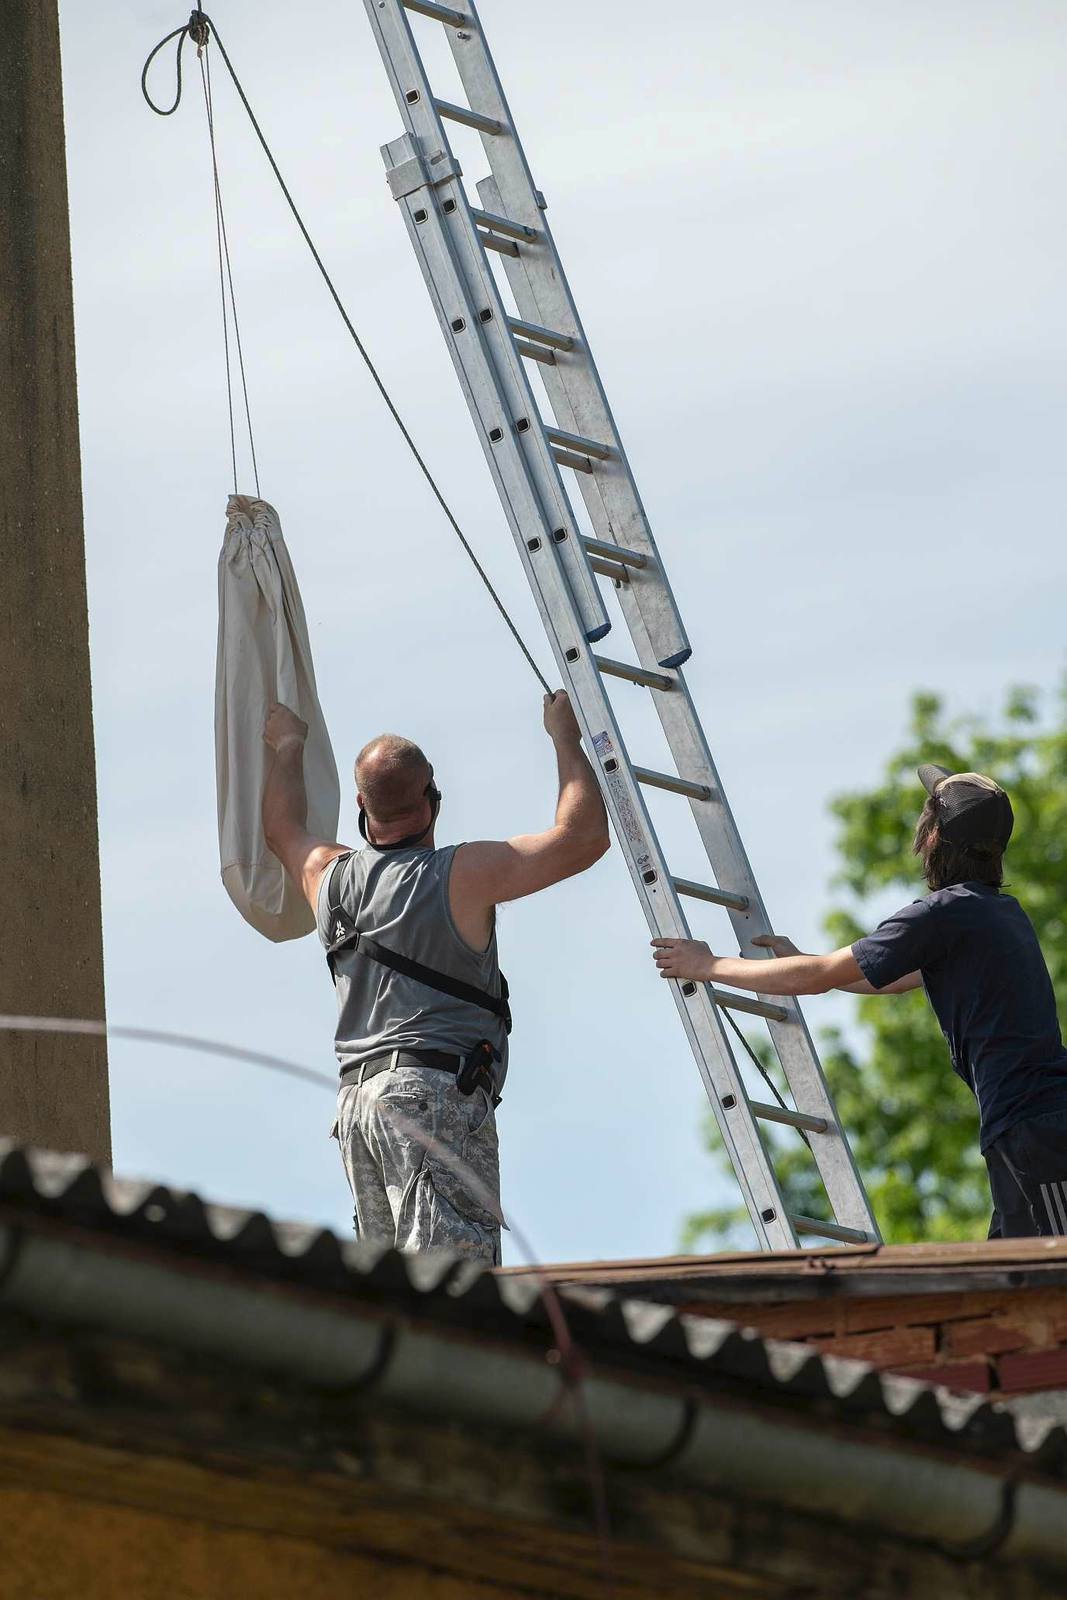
[260, 690, 609, 1263]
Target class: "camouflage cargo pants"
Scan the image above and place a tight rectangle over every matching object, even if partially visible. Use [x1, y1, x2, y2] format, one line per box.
[334, 1063, 504, 1264]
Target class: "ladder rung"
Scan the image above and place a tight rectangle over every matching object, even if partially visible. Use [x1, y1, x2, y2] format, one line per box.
[506, 317, 574, 352]
[710, 989, 790, 1024]
[471, 207, 538, 242]
[435, 99, 504, 135]
[634, 766, 714, 803]
[479, 231, 519, 257]
[513, 339, 556, 367]
[552, 447, 593, 474]
[547, 426, 612, 461]
[790, 1214, 873, 1245]
[403, 0, 469, 23]
[673, 876, 748, 913]
[751, 1101, 829, 1135]
[582, 537, 647, 569]
[594, 655, 673, 691]
[589, 556, 629, 583]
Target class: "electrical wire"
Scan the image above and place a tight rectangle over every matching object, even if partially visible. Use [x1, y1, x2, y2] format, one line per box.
[0, 1008, 614, 1592]
[142, 10, 550, 694]
[0, 1013, 334, 1092]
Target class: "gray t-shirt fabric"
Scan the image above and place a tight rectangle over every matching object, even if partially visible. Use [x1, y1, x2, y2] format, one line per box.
[316, 842, 509, 1088]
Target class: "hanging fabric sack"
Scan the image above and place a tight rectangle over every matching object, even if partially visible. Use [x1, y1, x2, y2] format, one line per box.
[215, 495, 340, 941]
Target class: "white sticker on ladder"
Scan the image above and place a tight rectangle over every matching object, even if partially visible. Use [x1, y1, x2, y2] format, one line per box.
[593, 731, 652, 874]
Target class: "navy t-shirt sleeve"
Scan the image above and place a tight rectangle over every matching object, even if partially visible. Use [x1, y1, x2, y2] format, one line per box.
[852, 897, 950, 989]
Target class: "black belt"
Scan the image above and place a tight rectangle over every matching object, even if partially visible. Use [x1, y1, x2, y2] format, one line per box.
[339, 1047, 464, 1092]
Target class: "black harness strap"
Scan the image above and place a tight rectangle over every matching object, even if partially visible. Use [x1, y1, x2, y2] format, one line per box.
[325, 855, 511, 1033]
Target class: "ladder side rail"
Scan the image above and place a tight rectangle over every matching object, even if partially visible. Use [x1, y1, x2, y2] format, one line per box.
[480, 161, 877, 1232]
[469, 163, 878, 1230]
[581, 726, 799, 1250]
[381, 137, 567, 649]
[382, 135, 797, 1249]
[368, 1, 876, 1243]
[477, 171, 681, 637]
[439, 11, 691, 671]
[610, 585, 879, 1238]
[363, 0, 610, 645]
[431, 169, 624, 648]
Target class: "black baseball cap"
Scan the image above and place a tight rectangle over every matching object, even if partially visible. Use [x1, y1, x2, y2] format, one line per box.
[917, 764, 1014, 850]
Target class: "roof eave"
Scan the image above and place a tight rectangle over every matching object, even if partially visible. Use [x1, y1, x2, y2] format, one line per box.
[3, 1216, 1067, 1569]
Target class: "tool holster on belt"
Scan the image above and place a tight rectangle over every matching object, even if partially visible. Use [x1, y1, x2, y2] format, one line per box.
[458, 1039, 501, 1101]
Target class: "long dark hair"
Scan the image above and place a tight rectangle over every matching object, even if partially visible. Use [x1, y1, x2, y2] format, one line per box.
[913, 797, 1004, 891]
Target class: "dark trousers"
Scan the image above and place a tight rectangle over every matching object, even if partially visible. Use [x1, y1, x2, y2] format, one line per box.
[985, 1109, 1067, 1238]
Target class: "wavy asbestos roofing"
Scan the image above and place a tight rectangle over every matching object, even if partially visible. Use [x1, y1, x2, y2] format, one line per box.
[1, 1139, 1066, 1472]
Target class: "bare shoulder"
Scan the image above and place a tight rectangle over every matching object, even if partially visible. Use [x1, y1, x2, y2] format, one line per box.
[450, 839, 511, 890]
[448, 841, 503, 951]
[452, 822, 607, 909]
[450, 837, 540, 907]
[299, 839, 352, 915]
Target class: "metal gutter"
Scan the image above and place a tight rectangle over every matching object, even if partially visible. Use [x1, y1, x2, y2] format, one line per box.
[2, 1220, 1066, 1570]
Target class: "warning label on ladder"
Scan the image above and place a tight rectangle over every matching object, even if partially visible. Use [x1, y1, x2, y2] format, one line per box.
[592, 731, 653, 875]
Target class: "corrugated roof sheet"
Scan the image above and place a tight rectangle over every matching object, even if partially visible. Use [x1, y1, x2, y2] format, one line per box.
[2, 1141, 1067, 1470]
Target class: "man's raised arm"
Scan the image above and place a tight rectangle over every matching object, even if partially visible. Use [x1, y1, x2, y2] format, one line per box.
[450, 691, 609, 940]
[262, 703, 349, 911]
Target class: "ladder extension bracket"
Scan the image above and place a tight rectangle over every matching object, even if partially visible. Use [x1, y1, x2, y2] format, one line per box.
[387, 148, 463, 202]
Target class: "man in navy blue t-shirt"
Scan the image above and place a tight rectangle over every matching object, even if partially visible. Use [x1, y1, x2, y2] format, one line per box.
[652, 765, 1067, 1238]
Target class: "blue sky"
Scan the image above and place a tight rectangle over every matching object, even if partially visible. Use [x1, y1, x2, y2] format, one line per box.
[61, 0, 1067, 1263]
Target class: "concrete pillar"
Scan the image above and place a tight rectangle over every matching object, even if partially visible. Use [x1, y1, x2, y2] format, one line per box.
[0, 2, 111, 1161]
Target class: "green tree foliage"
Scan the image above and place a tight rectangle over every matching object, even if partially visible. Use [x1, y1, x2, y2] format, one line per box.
[684, 682, 1067, 1250]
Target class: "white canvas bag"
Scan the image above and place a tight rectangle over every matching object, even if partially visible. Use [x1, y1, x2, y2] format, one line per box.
[215, 496, 340, 941]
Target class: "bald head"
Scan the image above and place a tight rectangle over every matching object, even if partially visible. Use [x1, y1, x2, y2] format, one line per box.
[355, 734, 433, 827]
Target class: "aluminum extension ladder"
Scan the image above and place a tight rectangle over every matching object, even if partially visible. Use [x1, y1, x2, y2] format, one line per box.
[364, 0, 879, 1249]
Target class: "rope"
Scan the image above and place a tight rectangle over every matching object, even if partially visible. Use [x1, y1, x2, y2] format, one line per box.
[719, 1004, 811, 1151]
[140, 20, 194, 116]
[199, 44, 260, 495]
[142, 10, 550, 695]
